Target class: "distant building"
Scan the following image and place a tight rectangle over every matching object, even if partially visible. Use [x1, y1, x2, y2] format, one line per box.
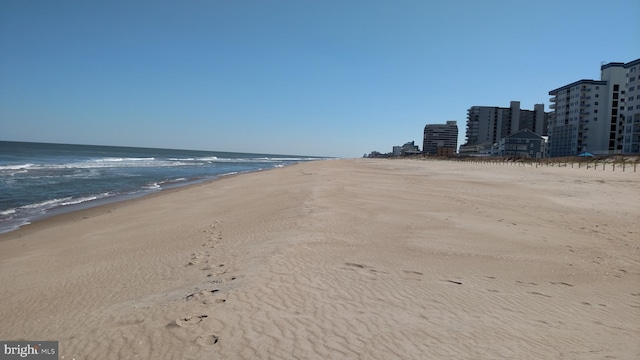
[499, 129, 545, 158]
[423, 121, 458, 155]
[392, 141, 420, 156]
[548, 58, 640, 157]
[461, 101, 548, 155]
[458, 141, 494, 157]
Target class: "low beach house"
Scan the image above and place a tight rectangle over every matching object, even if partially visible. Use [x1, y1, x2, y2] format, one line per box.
[499, 129, 545, 159]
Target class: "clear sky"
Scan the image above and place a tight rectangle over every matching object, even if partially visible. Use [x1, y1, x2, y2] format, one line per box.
[1, 0, 639, 157]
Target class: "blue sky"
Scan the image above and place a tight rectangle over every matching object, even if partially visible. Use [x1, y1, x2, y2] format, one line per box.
[1, 1, 638, 157]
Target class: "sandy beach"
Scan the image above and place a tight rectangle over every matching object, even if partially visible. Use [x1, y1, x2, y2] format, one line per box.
[0, 158, 638, 359]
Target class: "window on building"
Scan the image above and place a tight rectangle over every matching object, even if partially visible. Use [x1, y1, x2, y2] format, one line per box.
[595, 94, 599, 98]
[614, 84, 620, 91]
[613, 93, 619, 99]
[630, 86, 635, 92]
[594, 109, 598, 113]
[629, 106, 634, 110]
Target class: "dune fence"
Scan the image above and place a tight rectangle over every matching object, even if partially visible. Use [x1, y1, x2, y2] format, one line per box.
[447, 156, 640, 173]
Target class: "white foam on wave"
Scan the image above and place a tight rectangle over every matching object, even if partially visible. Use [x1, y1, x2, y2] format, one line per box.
[0, 163, 35, 171]
[196, 156, 218, 161]
[60, 196, 99, 206]
[0, 209, 16, 216]
[22, 197, 73, 210]
[143, 182, 161, 190]
[48, 157, 189, 169]
[96, 157, 156, 162]
[18, 193, 112, 212]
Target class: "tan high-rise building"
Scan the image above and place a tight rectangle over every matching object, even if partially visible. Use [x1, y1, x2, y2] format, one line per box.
[423, 121, 458, 155]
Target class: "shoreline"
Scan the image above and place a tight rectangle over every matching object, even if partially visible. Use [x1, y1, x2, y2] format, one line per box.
[0, 167, 273, 239]
[1, 158, 638, 359]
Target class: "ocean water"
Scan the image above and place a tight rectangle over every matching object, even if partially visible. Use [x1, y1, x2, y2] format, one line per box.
[0, 141, 324, 234]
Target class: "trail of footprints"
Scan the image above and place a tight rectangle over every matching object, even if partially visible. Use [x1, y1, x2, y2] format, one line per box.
[168, 220, 240, 348]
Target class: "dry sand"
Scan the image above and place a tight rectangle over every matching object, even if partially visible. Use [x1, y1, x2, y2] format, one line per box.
[0, 159, 638, 359]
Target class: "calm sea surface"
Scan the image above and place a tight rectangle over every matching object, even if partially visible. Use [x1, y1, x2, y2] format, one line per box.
[0, 141, 325, 233]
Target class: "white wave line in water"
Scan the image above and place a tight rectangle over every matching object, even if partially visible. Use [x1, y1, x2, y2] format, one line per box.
[94, 157, 156, 162]
[21, 197, 73, 210]
[143, 182, 161, 190]
[60, 196, 99, 206]
[0, 163, 35, 171]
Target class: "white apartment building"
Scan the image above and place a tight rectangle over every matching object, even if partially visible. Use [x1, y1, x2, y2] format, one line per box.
[548, 60, 635, 157]
[623, 59, 640, 154]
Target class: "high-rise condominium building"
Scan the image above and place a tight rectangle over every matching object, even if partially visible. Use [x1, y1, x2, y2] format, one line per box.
[423, 121, 458, 155]
[462, 101, 547, 149]
[623, 59, 640, 154]
[548, 59, 640, 157]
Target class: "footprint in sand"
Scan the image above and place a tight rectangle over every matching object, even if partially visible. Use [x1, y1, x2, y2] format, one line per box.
[196, 334, 219, 346]
[186, 289, 219, 302]
[173, 315, 208, 327]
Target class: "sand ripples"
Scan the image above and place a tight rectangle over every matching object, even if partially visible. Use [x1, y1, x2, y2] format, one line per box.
[1, 159, 638, 359]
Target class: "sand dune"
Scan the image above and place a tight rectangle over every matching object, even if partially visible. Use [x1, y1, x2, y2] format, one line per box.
[1, 159, 638, 359]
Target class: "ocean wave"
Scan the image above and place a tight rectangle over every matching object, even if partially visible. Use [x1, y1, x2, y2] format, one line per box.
[22, 197, 74, 210]
[60, 195, 100, 206]
[0, 163, 35, 171]
[160, 178, 188, 184]
[95, 157, 156, 162]
[2, 158, 192, 171]
[143, 182, 161, 190]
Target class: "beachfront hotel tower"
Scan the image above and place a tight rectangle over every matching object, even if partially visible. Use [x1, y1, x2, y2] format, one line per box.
[622, 58, 640, 154]
[547, 59, 640, 157]
[460, 101, 547, 155]
[423, 121, 458, 155]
